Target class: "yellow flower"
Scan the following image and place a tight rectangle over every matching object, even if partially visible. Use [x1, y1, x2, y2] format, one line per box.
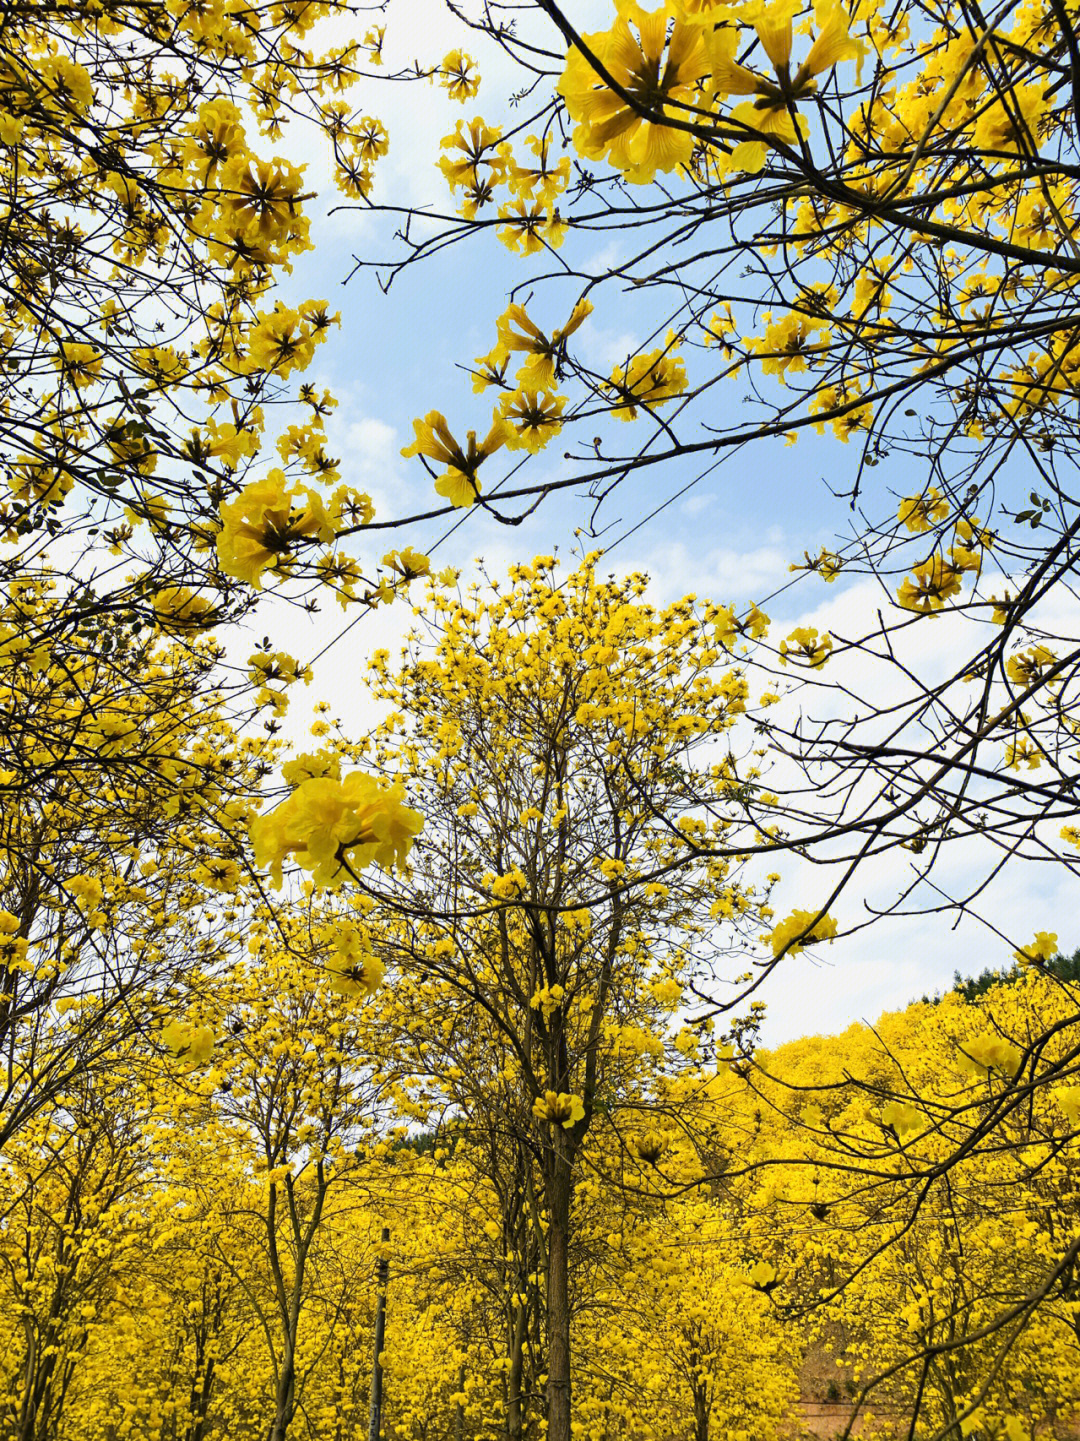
[728, 98, 809, 174]
[608, 334, 688, 419]
[216, 470, 335, 589]
[898, 487, 950, 532]
[250, 771, 424, 889]
[635, 1129, 667, 1162]
[766, 908, 838, 956]
[383, 547, 432, 581]
[880, 1100, 922, 1138]
[1006, 645, 1056, 690]
[499, 390, 567, 452]
[1013, 932, 1057, 967]
[496, 199, 567, 254]
[496, 299, 592, 391]
[896, 554, 964, 612]
[439, 50, 481, 101]
[194, 857, 242, 893]
[183, 96, 247, 183]
[799, 1, 866, 81]
[161, 1019, 214, 1066]
[1004, 733, 1044, 770]
[747, 1259, 778, 1290]
[778, 627, 832, 667]
[152, 586, 216, 634]
[506, 134, 571, 207]
[401, 411, 511, 507]
[557, 2, 706, 183]
[216, 154, 307, 246]
[1055, 1086, 1080, 1124]
[55, 341, 103, 388]
[246, 305, 326, 379]
[748, 313, 831, 382]
[532, 1091, 585, 1129]
[957, 1033, 1022, 1080]
[439, 117, 504, 189]
[325, 921, 385, 998]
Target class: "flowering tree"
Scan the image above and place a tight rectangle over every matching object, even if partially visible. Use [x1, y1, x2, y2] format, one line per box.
[251, 554, 779, 1441]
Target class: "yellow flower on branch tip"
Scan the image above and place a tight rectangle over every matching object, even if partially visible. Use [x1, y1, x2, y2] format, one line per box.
[1013, 931, 1057, 966]
[704, 28, 766, 98]
[743, 0, 801, 70]
[712, 0, 862, 173]
[898, 487, 950, 532]
[896, 554, 964, 612]
[194, 857, 242, 893]
[401, 411, 512, 508]
[499, 390, 567, 452]
[383, 547, 431, 581]
[730, 0, 864, 87]
[325, 921, 385, 999]
[790, 547, 842, 581]
[532, 1091, 585, 1129]
[557, 2, 706, 183]
[215, 153, 309, 248]
[747, 1260, 778, 1290]
[1006, 645, 1056, 688]
[160, 1019, 214, 1066]
[766, 908, 838, 956]
[506, 134, 571, 207]
[439, 117, 504, 189]
[216, 470, 335, 589]
[496, 199, 567, 254]
[728, 98, 809, 173]
[250, 771, 423, 889]
[54, 341, 103, 388]
[957, 1033, 1022, 1080]
[800, 0, 867, 82]
[183, 96, 247, 183]
[1004, 734, 1044, 770]
[1055, 1086, 1080, 1123]
[245, 305, 330, 379]
[779, 627, 832, 667]
[152, 586, 215, 634]
[247, 650, 311, 687]
[496, 299, 592, 391]
[880, 1100, 922, 1138]
[439, 49, 480, 101]
[608, 335, 688, 419]
[748, 313, 831, 382]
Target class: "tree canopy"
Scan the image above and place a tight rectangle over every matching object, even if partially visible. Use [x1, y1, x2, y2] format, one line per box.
[3, 0, 1080, 1437]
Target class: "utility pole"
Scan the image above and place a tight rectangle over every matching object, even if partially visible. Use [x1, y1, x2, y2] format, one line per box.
[368, 1227, 390, 1441]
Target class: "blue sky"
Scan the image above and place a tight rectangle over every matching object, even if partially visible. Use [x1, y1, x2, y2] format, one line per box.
[237, 0, 1075, 1043]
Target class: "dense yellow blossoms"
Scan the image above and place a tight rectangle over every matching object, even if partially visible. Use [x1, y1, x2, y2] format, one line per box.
[555, 0, 863, 181]
[216, 471, 336, 588]
[251, 772, 424, 889]
[765, 907, 838, 955]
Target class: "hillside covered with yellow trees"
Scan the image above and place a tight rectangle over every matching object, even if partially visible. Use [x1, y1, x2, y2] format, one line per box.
[3, 878, 1079, 1441]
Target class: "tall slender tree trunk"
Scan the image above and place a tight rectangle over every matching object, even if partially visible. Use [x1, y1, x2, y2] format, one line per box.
[692, 1382, 709, 1441]
[267, 1341, 296, 1441]
[544, 1148, 573, 1441]
[508, 1286, 527, 1441]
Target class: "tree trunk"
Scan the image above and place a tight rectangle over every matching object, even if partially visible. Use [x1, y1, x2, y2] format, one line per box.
[267, 1343, 296, 1441]
[544, 1147, 573, 1441]
[508, 1288, 527, 1441]
[693, 1381, 709, 1441]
